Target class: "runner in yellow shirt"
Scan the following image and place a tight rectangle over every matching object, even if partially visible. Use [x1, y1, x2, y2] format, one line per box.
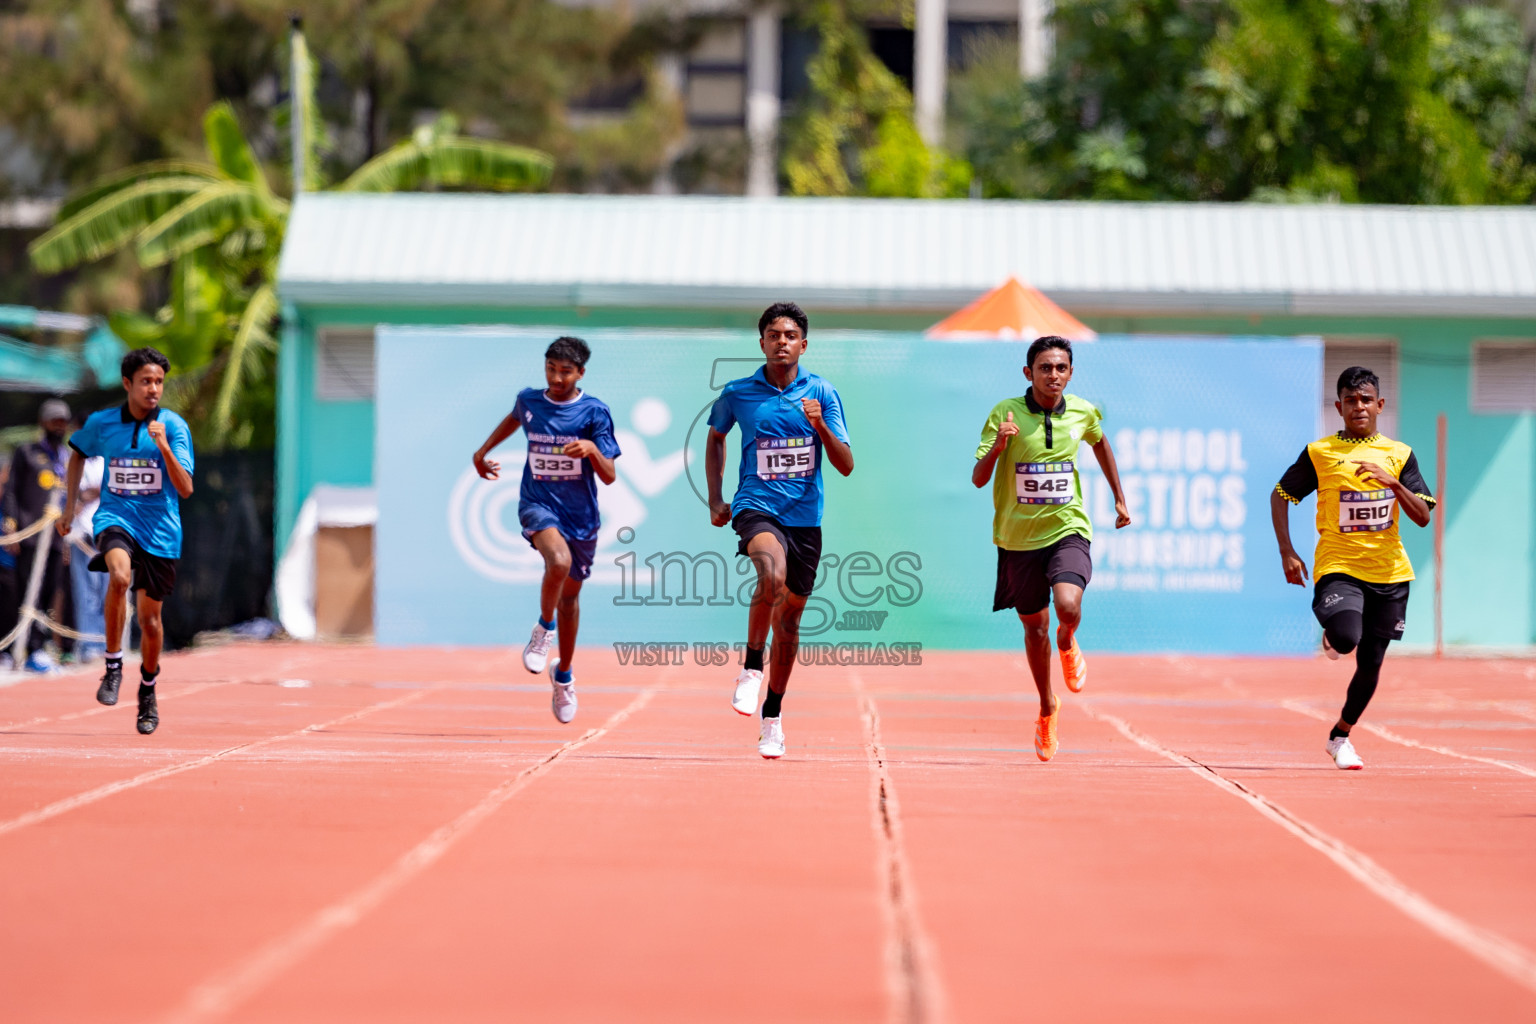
[1270, 366, 1436, 770]
[974, 336, 1131, 762]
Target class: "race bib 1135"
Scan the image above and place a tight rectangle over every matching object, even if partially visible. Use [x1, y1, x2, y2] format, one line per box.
[107, 457, 162, 497]
[1015, 461, 1074, 505]
[755, 436, 817, 481]
[528, 443, 583, 481]
[1339, 489, 1395, 533]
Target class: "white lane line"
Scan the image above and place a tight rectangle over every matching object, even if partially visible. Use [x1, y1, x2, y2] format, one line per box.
[1083, 705, 1536, 996]
[0, 688, 435, 839]
[164, 684, 660, 1024]
[853, 675, 947, 1024]
[0, 679, 238, 733]
[1281, 700, 1536, 780]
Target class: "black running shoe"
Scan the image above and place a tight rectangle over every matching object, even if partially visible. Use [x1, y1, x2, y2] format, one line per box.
[97, 663, 122, 705]
[136, 683, 158, 735]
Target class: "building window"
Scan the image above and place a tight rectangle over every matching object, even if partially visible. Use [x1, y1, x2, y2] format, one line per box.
[316, 327, 375, 401]
[1472, 341, 1536, 413]
[1324, 338, 1399, 439]
[687, 22, 747, 127]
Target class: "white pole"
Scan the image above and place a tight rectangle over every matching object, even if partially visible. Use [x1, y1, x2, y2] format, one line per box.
[290, 16, 307, 194]
[746, 8, 782, 197]
[10, 497, 60, 666]
[1020, 0, 1051, 79]
[914, 0, 948, 146]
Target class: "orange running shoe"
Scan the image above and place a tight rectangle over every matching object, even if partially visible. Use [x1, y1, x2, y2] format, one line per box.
[1060, 638, 1088, 693]
[1034, 696, 1060, 762]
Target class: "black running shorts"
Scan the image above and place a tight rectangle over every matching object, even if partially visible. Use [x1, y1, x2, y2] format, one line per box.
[994, 533, 1092, 616]
[1313, 573, 1408, 641]
[732, 510, 823, 598]
[89, 526, 179, 603]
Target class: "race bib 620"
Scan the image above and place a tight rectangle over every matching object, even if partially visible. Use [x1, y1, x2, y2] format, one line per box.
[1339, 489, 1395, 533]
[1015, 461, 1074, 505]
[107, 457, 162, 496]
[529, 443, 582, 481]
[755, 436, 816, 481]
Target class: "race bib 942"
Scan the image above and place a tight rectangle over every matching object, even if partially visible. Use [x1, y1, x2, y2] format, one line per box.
[529, 443, 583, 481]
[755, 435, 817, 480]
[1339, 489, 1395, 533]
[107, 457, 162, 496]
[1016, 461, 1074, 505]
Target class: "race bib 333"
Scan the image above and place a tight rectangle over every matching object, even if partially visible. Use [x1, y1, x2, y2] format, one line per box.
[529, 443, 583, 481]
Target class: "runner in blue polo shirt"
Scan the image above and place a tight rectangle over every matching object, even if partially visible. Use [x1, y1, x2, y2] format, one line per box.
[58, 347, 195, 735]
[705, 302, 854, 759]
[473, 336, 621, 724]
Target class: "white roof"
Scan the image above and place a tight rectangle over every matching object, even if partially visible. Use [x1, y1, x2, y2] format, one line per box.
[277, 193, 1536, 317]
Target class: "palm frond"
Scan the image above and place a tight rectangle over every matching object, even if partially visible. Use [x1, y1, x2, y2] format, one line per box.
[134, 182, 286, 268]
[339, 135, 554, 193]
[28, 177, 216, 274]
[204, 102, 269, 193]
[290, 30, 327, 192]
[58, 161, 220, 221]
[211, 283, 279, 443]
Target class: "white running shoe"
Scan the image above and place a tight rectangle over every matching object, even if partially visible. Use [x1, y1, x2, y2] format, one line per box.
[523, 623, 556, 673]
[758, 715, 785, 759]
[550, 662, 578, 724]
[1321, 633, 1341, 661]
[1326, 736, 1363, 770]
[731, 668, 764, 715]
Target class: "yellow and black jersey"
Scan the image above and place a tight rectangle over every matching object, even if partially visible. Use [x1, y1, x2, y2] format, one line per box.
[1275, 433, 1434, 584]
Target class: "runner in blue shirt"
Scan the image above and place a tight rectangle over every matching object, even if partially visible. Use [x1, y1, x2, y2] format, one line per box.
[58, 347, 195, 735]
[472, 337, 621, 724]
[705, 302, 854, 759]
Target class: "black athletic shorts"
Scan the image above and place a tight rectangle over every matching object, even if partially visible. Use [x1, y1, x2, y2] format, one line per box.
[1313, 573, 1409, 641]
[994, 533, 1092, 616]
[733, 510, 822, 598]
[89, 526, 179, 603]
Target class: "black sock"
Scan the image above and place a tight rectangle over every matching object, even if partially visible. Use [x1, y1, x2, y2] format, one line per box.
[106, 655, 123, 670]
[744, 645, 765, 672]
[141, 666, 159, 687]
[761, 688, 783, 718]
[1329, 725, 1349, 741]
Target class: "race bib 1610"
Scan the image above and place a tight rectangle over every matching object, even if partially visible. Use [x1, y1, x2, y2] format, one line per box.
[107, 457, 162, 496]
[1015, 461, 1075, 505]
[1339, 489, 1395, 533]
[528, 443, 583, 482]
[755, 436, 817, 481]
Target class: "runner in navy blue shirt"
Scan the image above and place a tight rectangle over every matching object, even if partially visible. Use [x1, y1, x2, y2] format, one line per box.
[473, 337, 620, 724]
[706, 303, 853, 759]
[58, 347, 195, 735]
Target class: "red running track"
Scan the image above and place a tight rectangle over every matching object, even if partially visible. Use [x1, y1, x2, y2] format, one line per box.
[1, 644, 1534, 1023]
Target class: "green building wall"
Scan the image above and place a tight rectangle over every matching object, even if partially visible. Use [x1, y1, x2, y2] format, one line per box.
[279, 302, 1536, 649]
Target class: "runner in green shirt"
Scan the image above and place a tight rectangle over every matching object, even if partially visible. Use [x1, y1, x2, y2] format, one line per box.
[973, 336, 1132, 762]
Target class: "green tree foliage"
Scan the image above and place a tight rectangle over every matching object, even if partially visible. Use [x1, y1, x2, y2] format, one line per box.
[781, 0, 970, 197]
[950, 0, 1536, 203]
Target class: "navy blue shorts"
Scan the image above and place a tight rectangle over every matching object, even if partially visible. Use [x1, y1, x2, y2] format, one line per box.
[519, 504, 598, 582]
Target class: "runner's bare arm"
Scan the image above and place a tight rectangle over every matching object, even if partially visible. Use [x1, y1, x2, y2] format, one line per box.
[1270, 489, 1308, 585]
[562, 440, 616, 485]
[55, 451, 85, 537]
[800, 398, 854, 476]
[147, 420, 193, 498]
[1088, 435, 1132, 528]
[1353, 461, 1432, 528]
[972, 412, 1017, 488]
[705, 428, 731, 526]
[472, 412, 522, 480]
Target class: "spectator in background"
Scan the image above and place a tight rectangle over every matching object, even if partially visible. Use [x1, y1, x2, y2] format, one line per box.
[0, 458, 16, 671]
[67, 452, 107, 663]
[1, 398, 71, 672]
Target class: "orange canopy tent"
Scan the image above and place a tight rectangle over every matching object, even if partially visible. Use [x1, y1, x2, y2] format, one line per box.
[926, 276, 1096, 342]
